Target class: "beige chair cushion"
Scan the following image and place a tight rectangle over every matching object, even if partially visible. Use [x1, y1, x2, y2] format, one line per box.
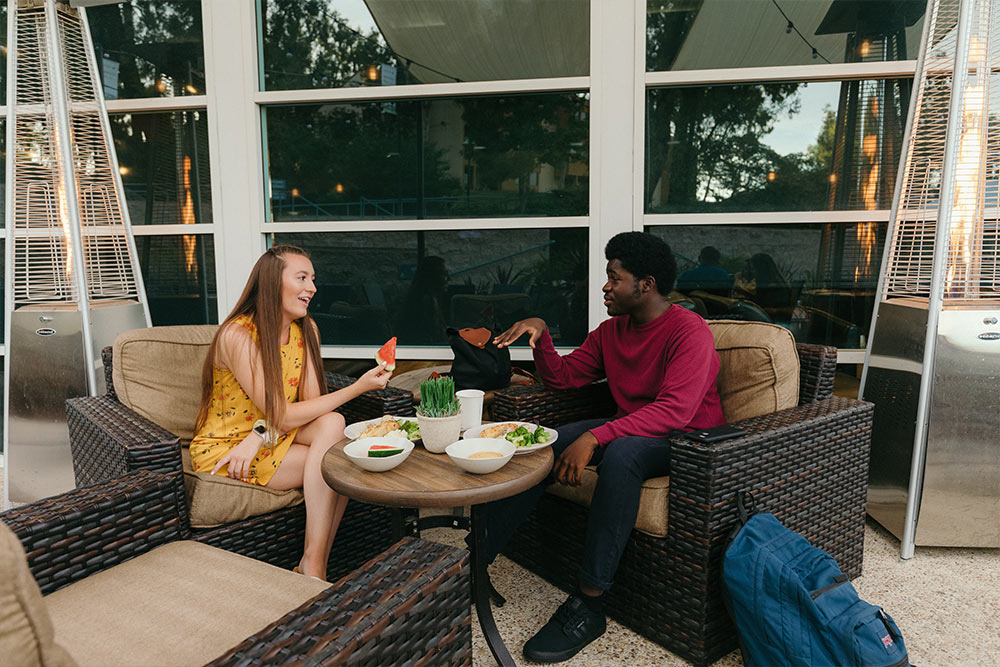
[0, 523, 77, 667]
[112, 325, 218, 442]
[181, 448, 304, 529]
[708, 320, 799, 422]
[546, 468, 670, 538]
[45, 540, 328, 667]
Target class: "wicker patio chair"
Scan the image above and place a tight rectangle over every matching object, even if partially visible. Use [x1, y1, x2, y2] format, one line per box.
[0, 469, 471, 666]
[66, 327, 416, 583]
[491, 323, 873, 666]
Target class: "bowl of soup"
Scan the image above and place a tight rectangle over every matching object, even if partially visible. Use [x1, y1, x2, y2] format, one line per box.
[445, 438, 515, 474]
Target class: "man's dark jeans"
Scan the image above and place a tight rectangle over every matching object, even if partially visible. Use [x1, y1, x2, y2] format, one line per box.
[483, 418, 672, 591]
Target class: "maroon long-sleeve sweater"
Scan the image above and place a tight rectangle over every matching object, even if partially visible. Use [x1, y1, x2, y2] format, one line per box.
[533, 305, 725, 446]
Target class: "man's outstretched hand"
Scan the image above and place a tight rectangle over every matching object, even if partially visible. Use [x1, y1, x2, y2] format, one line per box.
[493, 317, 548, 349]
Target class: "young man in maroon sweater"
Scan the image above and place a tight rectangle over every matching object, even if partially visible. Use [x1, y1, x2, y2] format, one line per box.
[486, 231, 725, 663]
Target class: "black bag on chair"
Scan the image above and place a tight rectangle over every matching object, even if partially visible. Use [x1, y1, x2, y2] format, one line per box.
[447, 327, 512, 391]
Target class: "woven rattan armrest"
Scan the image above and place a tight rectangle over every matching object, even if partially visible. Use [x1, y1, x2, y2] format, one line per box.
[0, 470, 187, 595]
[667, 396, 873, 577]
[207, 536, 471, 665]
[794, 342, 838, 404]
[492, 380, 617, 427]
[66, 394, 185, 517]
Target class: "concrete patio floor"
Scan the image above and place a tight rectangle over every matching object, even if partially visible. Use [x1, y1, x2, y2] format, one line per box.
[424, 516, 1000, 666]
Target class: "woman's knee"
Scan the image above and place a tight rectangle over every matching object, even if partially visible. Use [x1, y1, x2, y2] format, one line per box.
[312, 411, 346, 433]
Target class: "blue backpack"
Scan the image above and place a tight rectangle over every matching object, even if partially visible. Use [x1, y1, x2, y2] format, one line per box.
[722, 493, 909, 667]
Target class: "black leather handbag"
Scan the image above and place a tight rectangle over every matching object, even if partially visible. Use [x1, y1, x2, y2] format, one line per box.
[447, 327, 512, 391]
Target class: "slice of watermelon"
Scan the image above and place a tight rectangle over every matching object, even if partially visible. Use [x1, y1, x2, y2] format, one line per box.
[368, 445, 404, 458]
[375, 336, 397, 371]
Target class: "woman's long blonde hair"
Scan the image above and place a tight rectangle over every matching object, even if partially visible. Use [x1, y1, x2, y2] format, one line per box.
[195, 245, 327, 433]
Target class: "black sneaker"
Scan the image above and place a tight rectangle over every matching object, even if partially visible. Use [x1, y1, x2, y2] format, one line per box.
[522, 593, 606, 663]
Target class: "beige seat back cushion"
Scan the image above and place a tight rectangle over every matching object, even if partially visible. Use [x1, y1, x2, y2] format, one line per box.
[181, 448, 304, 528]
[708, 319, 799, 422]
[112, 325, 219, 442]
[45, 540, 329, 667]
[547, 469, 670, 538]
[0, 523, 76, 667]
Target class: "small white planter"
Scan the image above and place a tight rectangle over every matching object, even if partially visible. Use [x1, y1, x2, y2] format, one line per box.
[417, 413, 462, 453]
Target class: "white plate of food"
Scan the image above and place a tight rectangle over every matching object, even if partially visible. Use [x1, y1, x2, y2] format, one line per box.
[462, 421, 557, 454]
[344, 415, 421, 442]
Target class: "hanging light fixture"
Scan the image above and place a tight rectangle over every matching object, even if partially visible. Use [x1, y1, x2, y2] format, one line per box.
[861, 0, 1000, 556]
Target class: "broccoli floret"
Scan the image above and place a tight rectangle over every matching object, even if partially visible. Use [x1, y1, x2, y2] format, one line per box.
[534, 426, 550, 443]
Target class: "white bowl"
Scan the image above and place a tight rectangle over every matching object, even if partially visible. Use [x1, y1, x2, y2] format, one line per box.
[445, 438, 515, 474]
[344, 437, 415, 472]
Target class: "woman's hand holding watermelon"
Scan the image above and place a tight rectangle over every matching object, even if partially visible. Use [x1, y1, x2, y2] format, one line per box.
[353, 362, 393, 394]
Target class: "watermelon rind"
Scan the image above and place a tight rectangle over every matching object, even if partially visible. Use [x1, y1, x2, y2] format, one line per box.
[367, 448, 403, 458]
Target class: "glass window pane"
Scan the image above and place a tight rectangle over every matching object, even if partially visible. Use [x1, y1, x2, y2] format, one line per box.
[87, 0, 205, 99]
[111, 110, 212, 225]
[647, 0, 926, 71]
[645, 78, 909, 213]
[135, 234, 217, 325]
[270, 228, 588, 347]
[259, 0, 589, 91]
[265, 93, 589, 220]
[647, 222, 886, 349]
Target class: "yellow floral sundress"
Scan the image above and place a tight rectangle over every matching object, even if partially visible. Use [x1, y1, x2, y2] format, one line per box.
[190, 315, 304, 485]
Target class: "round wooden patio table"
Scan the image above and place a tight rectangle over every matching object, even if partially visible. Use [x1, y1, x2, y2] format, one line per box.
[322, 440, 554, 667]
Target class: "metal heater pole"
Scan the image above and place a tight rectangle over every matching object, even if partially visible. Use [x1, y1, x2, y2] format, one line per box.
[859, 0, 935, 400]
[44, 0, 98, 395]
[901, 0, 976, 560]
[3, 0, 18, 509]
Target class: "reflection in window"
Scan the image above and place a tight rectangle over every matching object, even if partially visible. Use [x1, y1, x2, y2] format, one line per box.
[270, 228, 588, 347]
[87, 0, 204, 99]
[646, 0, 926, 71]
[265, 93, 589, 220]
[259, 0, 588, 91]
[648, 222, 887, 349]
[110, 111, 212, 225]
[645, 79, 908, 213]
[134, 235, 217, 325]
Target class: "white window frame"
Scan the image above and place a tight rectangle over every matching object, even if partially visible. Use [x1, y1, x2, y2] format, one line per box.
[0, 0, 924, 370]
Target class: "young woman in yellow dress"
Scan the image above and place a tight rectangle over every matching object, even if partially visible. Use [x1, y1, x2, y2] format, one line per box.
[189, 245, 391, 580]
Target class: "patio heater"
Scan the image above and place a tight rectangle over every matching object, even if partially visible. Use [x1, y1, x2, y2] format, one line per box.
[3, 0, 149, 504]
[861, 0, 1000, 556]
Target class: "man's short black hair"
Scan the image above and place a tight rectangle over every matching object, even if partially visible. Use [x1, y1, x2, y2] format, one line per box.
[605, 231, 677, 295]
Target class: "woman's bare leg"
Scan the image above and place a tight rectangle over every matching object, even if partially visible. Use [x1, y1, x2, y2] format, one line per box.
[267, 411, 346, 579]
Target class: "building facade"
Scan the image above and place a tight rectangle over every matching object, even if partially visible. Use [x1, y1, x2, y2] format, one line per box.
[0, 0, 928, 440]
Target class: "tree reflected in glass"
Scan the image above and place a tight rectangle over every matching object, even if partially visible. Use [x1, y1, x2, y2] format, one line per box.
[265, 92, 588, 220]
[259, 0, 588, 91]
[645, 79, 906, 213]
[87, 0, 204, 99]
